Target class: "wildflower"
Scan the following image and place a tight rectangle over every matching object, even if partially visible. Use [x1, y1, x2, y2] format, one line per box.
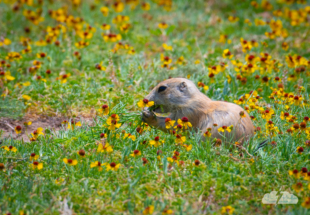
[302, 197, 310, 209]
[137, 99, 154, 108]
[301, 167, 308, 177]
[63, 158, 78, 166]
[131, 149, 141, 157]
[77, 149, 86, 157]
[112, 2, 124, 12]
[221, 206, 235, 214]
[165, 118, 175, 129]
[193, 159, 200, 166]
[158, 22, 168, 29]
[197, 82, 209, 91]
[102, 33, 122, 42]
[177, 117, 192, 129]
[58, 73, 71, 84]
[142, 157, 148, 165]
[222, 49, 233, 59]
[30, 153, 39, 161]
[2, 146, 17, 152]
[289, 169, 300, 179]
[15, 125, 22, 134]
[99, 105, 109, 115]
[0, 163, 5, 171]
[124, 133, 136, 141]
[106, 162, 121, 171]
[0, 71, 15, 81]
[75, 40, 89, 48]
[150, 136, 162, 147]
[239, 111, 246, 118]
[101, 23, 110, 30]
[218, 125, 233, 133]
[162, 209, 173, 215]
[175, 134, 186, 144]
[215, 138, 222, 146]
[68, 120, 82, 130]
[90, 161, 104, 171]
[163, 43, 172, 51]
[292, 182, 303, 192]
[228, 16, 239, 23]
[183, 144, 192, 151]
[97, 142, 113, 153]
[55, 178, 64, 185]
[282, 42, 289, 51]
[141, 2, 150, 10]
[32, 161, 43, 170]
[36, 52, 46, 58]
[143, 205, 154, 215]
[100, 6, 109, 16]
[204, 129, 212, 137]
[296, 146, 304, 154]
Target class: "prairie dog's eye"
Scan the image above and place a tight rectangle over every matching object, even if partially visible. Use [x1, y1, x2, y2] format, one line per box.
[158, 86, 167, 93]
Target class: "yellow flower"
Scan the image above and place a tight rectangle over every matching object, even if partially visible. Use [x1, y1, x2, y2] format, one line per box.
[30, 153, 39, 161]
[2, 146, 17, 152]
[0, 71, 15, 81]
[106, 162, 121, 171]
[67, 120, 82, 130]
[183, 144, 192, 151]
[31, 127, 44, 139]
[75, 40, 89, 48]
[228, 16, 239, 23]
[142, 2, 150, 11]
[177, 117, 192, 129]
[63, 158, 78, 166]
[302, 197, 310, 209]
[162, 209, 173, 215]
[98, 104, 109, 115]
[112, 2, 124, 12]
[101, 23, 110, 30]
[124, 133, 136, 141]
[175, 134, 186, 144]
[0, 38, 11, 46]
[102, 33, 122, 42]
[32, 161, 43, 170]
[22, 95, 31, 100]
[130, 149, 141, 157]
[163, 43, 173, 51]
[15, 125, 22, 134]
[218, 125, 233, 133]
[90, 161, 104, 171]
[292, 182, 303, 192]
[165, 118, 176, 129]
[289, 169, 300, 179]
[19, 210, 26, 215]
[158, 22, 168, 29]
[97, 142, 113, 153]
[222, 49, 233, 59]
[58, 73, 71, 84]
[149, 136, 163, 147]
[143, 205, 154, 215]
[55, 178, 64, 185]
[221, 206, 235, 214]
[137, 99, 154, 108]
[100, 6, 109, 16]
[195, 60, 200, 64]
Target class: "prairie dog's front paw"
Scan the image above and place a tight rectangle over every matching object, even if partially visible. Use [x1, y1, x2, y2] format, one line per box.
[141, 109, 157, 125]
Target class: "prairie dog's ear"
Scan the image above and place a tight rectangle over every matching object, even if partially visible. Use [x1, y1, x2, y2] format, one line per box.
[179, 82, 187, 92]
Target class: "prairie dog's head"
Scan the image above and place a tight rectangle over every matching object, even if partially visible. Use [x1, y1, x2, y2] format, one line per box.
[144, 78, 201, 112]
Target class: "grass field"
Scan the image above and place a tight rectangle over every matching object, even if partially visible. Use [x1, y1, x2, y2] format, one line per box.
[0, 0, 310, 214]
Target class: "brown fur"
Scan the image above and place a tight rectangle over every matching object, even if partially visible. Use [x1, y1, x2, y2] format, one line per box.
[142, 78, 254, 142]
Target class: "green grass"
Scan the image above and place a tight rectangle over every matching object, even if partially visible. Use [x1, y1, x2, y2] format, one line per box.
[0, 0, 310, 214]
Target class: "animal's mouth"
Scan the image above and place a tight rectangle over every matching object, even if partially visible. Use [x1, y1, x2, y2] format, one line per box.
[148, 104, 170, 116]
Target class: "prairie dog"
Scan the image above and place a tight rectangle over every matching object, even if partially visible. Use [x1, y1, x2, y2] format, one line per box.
[142, 78, 254, 142]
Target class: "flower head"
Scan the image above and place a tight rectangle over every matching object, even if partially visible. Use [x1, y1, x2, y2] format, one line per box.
[137, 99, 154, 108]
[32, 161, 43, 170]
[106, 162, 121, 171]
[63, 158, 78, 166]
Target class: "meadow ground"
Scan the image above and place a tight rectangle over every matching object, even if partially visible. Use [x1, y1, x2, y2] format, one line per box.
[0, 0, 310, 214]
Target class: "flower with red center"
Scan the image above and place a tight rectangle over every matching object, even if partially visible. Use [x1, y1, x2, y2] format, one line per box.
[100, 133, 107, 138]
[296, 146, 304, 154]
[300, 122, 307, 130]
[165, 118, 176, 129]
[97, 142, 113, 153]
[158, 22, 168, 29]
[193, 159, 200, 166]
[221, 206, 235, 214]
[300, 167, 308, 177]
[289, 169, 300, 179]
[137, 99, 154, 108]
[302, 197, 310, 209]
[218, 125, 233, 133]
[2, 145, 17, 152]
[63, 158, 78, 166]
[15, 125, 22, 134]
[30, 153, 39, 161]
[142, 157, 148, 165]
[36, 52, 46, 58]
[239, 111, 246, 118]
[149, 136, 162, 147]
[183, 144, 193, 151]
[177, 117, 192, 129]
[130, 149, 141, 157]
[90, 161, 104, 171]
[222, 49, 233, 59]
[0, 163, 5, 171]
[175, 134, 186, 144]
[58, 73, 71, 84]
[32, 161, 43, 170]
[304, 116, 309, 123]
[292, 182, 303, 192]
[173, 124, 183, 132]
[77, 149, 86, 157]
[204, 128, 212, 137]
[215, 138, 222, 146]
[124, 133, 136, 141]
[106, 162, 121, 171]
[101, 23, 110, 30]
[99, 104, 109, 115]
